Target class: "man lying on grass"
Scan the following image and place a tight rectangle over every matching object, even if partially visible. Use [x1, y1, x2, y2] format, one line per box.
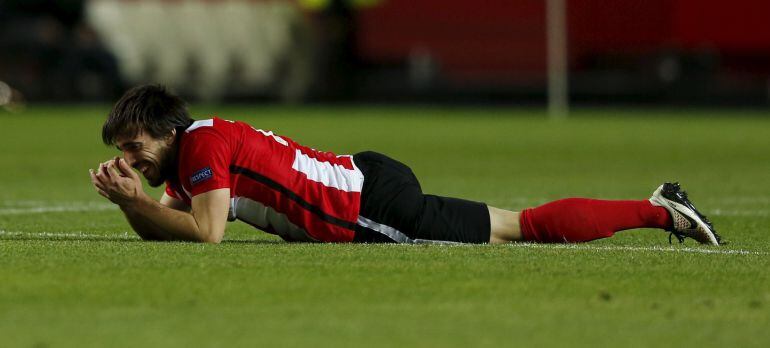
[89, 85, 723, 245]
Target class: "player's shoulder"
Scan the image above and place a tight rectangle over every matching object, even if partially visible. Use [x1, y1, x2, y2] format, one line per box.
[185, 117, 239, 133]
[183, 117, 246, 140]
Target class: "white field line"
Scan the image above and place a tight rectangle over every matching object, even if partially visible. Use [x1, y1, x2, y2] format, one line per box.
[710, 209, 769, 217]
[506, 243, 766, 255]
[704, 197, 770, 204]
[0, 202, 117, 215]
[0, 230, 137, 240]
[0, 230, 764, 256]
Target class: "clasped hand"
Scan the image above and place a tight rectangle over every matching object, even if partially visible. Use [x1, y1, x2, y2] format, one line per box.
[89, 157, 144, 206]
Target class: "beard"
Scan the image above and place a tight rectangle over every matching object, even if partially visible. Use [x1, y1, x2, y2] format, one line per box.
[147, 146, 178, 188]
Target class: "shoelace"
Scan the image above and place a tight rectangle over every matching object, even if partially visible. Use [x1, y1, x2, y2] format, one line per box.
[669, 232, 686, 244]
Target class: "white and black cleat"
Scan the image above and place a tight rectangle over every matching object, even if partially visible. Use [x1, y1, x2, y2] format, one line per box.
[649, 182, 722, 246]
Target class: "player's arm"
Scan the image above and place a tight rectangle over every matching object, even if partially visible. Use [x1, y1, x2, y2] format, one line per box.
[160, 192, 191, 213]
[120, 205, 167, 241]
[90, 157, 229, 243]
[120, 188, 229, 243]
[119, 193, 190, 241]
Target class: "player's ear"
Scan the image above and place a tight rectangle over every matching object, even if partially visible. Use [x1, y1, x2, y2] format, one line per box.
[165, 129, 177, 145]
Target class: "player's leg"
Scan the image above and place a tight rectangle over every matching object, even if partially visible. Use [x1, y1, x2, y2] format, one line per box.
[491, 182, 721, 245]
[488, 201, 670, 244]
[416, 195, 673, 244]
[354, 152, 720, 245]
[488, 206, 521, 243]
[516, 198, 671, 243]
[354, 150, 668, 245]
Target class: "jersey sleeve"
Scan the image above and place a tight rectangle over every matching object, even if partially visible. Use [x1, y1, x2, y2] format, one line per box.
[179, 129, 232, 197]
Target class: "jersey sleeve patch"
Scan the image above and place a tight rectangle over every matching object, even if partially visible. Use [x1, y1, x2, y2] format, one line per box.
[190, 167, 214, 186]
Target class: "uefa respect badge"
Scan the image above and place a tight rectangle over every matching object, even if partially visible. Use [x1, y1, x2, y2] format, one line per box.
[190, 167, 214, 186]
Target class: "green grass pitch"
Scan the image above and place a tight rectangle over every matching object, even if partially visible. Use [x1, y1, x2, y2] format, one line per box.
[1, 105, 769, 347]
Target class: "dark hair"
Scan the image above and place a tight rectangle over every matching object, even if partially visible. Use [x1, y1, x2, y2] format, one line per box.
[102, 84, 193, 145]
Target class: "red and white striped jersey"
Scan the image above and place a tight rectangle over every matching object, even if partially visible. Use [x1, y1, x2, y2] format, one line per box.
[164, 117, 363, 242]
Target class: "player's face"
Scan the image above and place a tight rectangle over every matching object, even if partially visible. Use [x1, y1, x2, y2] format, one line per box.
[115, 131, 176, 187]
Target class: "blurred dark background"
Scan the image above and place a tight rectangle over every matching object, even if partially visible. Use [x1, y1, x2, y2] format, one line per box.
[1, 0, 769, 107]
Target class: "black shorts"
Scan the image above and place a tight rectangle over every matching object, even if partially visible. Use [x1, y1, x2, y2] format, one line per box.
[352, 151, 490, 244]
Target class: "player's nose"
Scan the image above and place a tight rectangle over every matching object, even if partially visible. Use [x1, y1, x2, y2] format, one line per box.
[122, 153, 138, 167]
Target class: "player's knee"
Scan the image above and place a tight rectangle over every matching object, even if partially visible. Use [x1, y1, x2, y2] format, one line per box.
[488, 206, 522, 242]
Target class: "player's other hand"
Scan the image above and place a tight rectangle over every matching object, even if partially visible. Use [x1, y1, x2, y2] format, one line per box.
[89, 156, 145, 206]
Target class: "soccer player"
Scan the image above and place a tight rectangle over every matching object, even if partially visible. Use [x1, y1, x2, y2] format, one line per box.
[89, 85, 722, 245]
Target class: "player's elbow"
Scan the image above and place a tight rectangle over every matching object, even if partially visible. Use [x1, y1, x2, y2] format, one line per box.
[201, 235, 223, 244]
[199, 229, 224, 244]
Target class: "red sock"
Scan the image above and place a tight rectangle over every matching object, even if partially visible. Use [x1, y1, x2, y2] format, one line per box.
[519, 198, 672, 243]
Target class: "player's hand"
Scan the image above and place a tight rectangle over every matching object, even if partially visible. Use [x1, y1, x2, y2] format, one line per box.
[89, 157, 145, 206]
